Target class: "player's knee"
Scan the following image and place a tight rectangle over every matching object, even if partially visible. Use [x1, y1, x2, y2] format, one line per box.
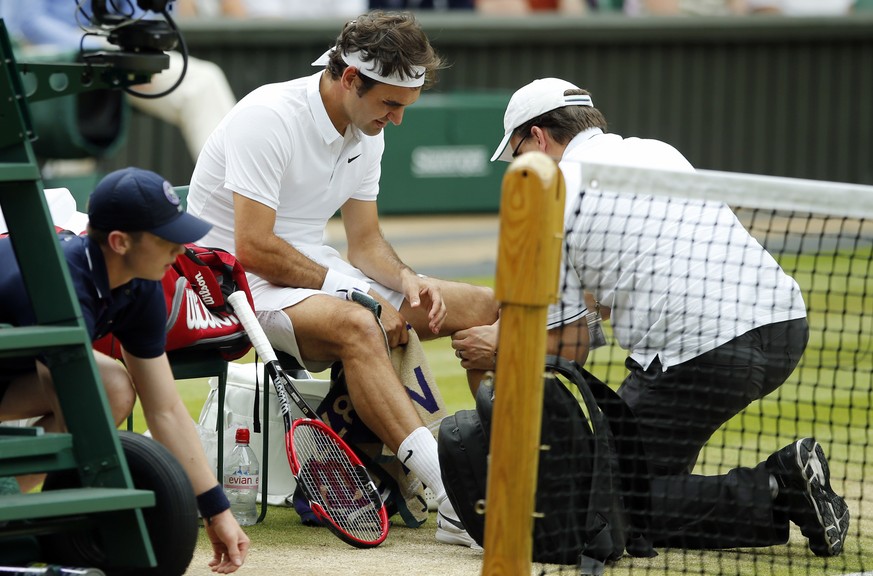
[108, 388, 136, 426]
[337, 306, 386, 356]
[101, 364, 136, 425]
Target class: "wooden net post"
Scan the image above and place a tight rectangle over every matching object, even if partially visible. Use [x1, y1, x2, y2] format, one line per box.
[481, 152, 565, 575]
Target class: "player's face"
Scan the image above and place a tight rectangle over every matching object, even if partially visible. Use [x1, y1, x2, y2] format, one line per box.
[126, 232, 186, 281]
[349, 77, 421, 136]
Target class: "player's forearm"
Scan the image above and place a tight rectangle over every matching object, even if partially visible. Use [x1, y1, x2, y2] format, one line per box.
[146, 402, 220, 495]
[123, 355, 221, 494]
[347, 237, 415, 293]
[236, 232, 327, 290]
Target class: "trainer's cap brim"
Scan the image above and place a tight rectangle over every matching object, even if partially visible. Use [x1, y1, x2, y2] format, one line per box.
[491, 78, 593, 163]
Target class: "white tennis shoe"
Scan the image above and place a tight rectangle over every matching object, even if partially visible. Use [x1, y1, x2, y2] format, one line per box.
[436, 498, 482, 550]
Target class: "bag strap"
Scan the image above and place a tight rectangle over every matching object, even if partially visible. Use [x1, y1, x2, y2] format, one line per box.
[181, 246, 241, 311]
[174, 247, 228, 310]
[544, 355, 655, 559]
[570, 362, 654, 557]
[544, 356, 621, 562]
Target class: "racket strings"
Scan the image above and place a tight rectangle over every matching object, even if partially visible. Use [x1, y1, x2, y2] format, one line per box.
[293, 424, 385, 541]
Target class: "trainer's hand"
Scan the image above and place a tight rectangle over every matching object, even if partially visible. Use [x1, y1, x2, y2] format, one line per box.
[452, 324, 498, 370]
[403, 274, 446, 335]
[204, 510, 250, 573]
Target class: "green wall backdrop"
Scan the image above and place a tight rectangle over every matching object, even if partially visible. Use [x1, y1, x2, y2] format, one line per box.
[52, 14, 873, 213]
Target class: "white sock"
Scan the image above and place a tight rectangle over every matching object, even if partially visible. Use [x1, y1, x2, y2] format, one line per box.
[397, 426, 446, 503]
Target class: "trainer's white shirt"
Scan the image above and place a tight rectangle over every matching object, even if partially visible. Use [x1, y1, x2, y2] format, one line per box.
[549, 128, 807, 371]
[188, 72, 404, 315]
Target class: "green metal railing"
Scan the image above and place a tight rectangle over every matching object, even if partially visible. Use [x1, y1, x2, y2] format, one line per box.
[0, 19, 157, 569]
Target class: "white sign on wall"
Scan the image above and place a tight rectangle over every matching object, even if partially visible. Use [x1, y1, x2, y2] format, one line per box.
[410, 146, 490, 178]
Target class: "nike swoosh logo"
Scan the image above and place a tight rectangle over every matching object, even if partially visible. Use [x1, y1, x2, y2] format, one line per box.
[438, 511, 466, 531]
[402, 449, 414, 464]
[347, 154, 362, 163]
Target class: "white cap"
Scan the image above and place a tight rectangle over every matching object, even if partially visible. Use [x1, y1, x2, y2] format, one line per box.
[490, 78, 594, 163]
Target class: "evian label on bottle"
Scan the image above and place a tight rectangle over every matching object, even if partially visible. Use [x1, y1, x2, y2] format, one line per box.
[224, 473, 258, 489]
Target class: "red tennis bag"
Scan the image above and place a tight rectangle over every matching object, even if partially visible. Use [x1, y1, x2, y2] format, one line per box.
[94, 245, 254, 361]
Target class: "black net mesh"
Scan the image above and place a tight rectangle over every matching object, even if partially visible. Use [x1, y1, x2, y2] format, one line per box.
[532, 166, 871, 576]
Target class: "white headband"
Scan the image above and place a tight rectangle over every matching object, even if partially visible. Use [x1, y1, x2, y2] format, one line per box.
[312, 47, 426, 89]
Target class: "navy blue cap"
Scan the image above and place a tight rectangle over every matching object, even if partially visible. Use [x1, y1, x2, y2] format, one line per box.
[88, 167, 212, 244]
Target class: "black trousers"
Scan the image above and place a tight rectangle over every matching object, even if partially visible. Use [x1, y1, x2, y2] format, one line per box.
[619, 318, 809, 477]
[617, 318, 809, 549]
[648, 463, 788, 549]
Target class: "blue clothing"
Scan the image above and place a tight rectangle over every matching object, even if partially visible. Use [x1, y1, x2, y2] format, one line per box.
[0, 0, 152, 51]
[0, 234, 167, 359]
[0, 0, 82, 49]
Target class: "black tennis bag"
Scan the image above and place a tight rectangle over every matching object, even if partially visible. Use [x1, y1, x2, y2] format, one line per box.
[438, 356, 656, 571]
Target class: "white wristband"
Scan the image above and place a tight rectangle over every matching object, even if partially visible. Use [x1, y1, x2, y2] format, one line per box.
[321, 268, 371, 300]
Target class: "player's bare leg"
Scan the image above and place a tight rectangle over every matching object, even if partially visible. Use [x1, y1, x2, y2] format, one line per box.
[402, 279, 498, 394]
[285, 296, 426, 452]
[286, 293, 479, 547]
[400, 279, 498, 340]
[95, 351, 137, 426]
[0, 354, 137, 492]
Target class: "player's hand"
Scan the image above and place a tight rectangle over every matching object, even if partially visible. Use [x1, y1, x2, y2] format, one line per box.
[369, 291, 409, 349]
[204, 509, 250, 573]
[452, 324, 498, 370]
[403, 274, 447, 335]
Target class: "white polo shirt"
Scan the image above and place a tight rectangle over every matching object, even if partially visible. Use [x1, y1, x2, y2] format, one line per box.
[549, 129, 807, 370]
[188, 71, 397, 315]
[188, 71, 383, 259]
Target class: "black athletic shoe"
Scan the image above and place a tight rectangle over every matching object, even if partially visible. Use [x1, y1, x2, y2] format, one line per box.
[766, 438, 850, 556]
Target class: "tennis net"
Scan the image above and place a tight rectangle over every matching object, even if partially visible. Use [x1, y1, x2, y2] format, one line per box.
[524, 163, 873, 576]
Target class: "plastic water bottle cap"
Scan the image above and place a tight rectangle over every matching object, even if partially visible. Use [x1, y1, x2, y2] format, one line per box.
[235, 427, 250, 444]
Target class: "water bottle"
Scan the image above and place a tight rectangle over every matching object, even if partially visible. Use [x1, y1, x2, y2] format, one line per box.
[222, 427, 259, 526]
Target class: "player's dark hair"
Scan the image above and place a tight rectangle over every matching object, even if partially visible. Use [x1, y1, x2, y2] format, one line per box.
[515, 89, 608, 145]
[324, 10, 446, 93]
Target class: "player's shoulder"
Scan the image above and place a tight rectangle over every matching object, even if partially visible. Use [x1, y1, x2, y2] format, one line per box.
[244, 75, 308, 98]
[224, 80, 309, 142]
[236, 77, 309, 115]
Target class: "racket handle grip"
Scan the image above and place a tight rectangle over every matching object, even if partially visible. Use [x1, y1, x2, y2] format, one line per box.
[227, 291, 278, 363]
[348, 290, 382, 318]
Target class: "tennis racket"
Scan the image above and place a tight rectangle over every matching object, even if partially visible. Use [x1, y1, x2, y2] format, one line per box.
[227, 291, 389, 548]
